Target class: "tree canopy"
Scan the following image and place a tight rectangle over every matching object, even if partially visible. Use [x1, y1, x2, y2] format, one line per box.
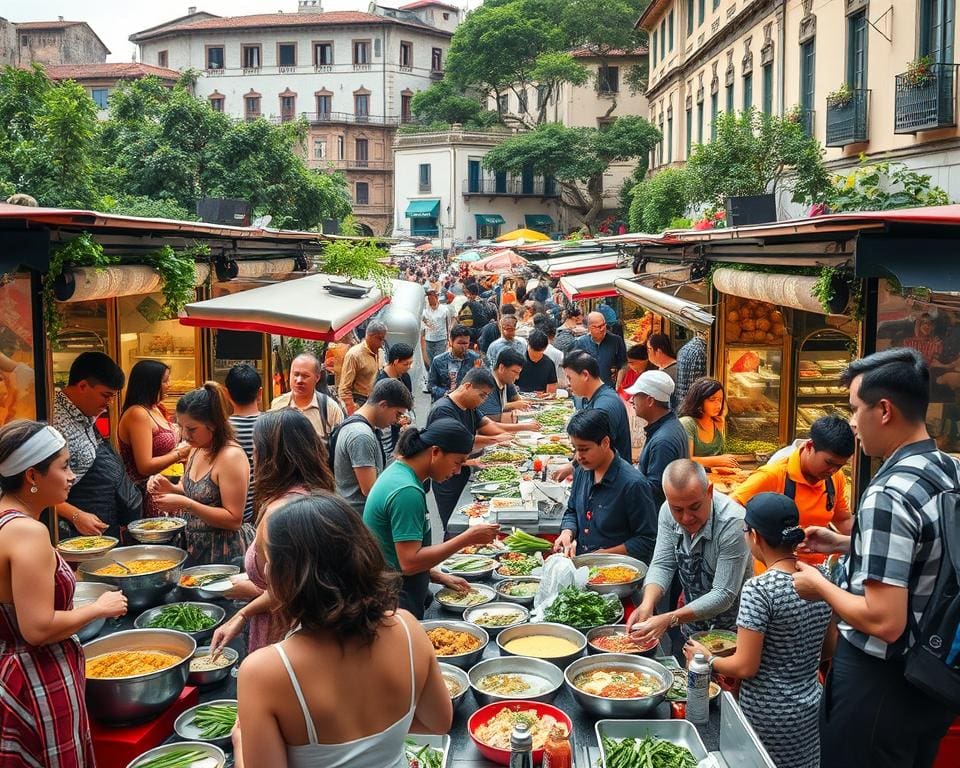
[0, 65, 351, 229]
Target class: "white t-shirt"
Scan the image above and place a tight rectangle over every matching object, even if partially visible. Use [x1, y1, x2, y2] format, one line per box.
[421, 304, 450, 342]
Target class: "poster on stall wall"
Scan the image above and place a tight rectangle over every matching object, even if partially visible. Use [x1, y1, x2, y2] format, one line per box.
[0, 276, 37, 424]
[876, 283, 960, 454]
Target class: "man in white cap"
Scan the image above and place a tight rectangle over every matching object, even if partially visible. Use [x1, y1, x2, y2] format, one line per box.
[627, 370, 689, 507]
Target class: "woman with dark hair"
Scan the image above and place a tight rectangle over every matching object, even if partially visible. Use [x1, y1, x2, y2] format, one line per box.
[0, 420, 127, 767]
[118, 360, 188, 518]
[147, 382, 254, 565]
[363, 418, 499, 618]
[678, 377, 739, 469]
[233, 494, 452, 768]
[211, 409, 335, 655]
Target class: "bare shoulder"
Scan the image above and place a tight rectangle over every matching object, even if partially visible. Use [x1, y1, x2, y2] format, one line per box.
[239, 645, 283, 683]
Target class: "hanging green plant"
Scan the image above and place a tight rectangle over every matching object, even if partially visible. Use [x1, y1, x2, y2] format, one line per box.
[144, 244, 206, 319]
[42, 233, 120, 344]
[316, 240, 396, 293]
[826, 83, 853, 108]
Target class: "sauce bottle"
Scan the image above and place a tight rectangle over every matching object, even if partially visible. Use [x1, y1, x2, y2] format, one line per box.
[542, 724, 572, 768]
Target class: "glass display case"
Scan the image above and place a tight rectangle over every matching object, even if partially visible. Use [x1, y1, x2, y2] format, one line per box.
[794, 329, 854, 438]
[0, 275, 38, 424]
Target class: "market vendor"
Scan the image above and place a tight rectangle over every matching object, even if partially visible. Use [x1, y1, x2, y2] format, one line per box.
[553, 410, 657, 562]
[363, 419, 500, 618]
[677, 377, 740, 469]
[731, 415, 854, 572]
[627, 459, 752, 643]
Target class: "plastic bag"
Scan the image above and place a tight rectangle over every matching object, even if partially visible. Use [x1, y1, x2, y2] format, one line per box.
[531, 554, 589, 621]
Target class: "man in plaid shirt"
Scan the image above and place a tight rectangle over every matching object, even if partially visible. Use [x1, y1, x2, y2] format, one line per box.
[793, 348, 960, 768]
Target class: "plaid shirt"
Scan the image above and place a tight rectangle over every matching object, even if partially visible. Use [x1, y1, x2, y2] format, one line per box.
[675, 336, 707, 405]
[840, 439, 960, 659]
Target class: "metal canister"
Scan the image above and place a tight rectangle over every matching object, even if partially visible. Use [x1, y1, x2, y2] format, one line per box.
[686, 652, 711, 725]
[509, 720, 534, 768]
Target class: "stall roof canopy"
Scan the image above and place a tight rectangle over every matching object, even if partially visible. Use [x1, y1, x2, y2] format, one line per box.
[475, 214, 506, 226]
[180, 273, 391, 341]
[615, 278, 715, 331]
[544, 252, 620, 277]
[405, 199, 440, 219]
[524, 214, 554, 229]
[560, 267, 636, 301]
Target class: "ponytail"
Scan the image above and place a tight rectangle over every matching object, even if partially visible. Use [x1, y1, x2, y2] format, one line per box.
[396, 426, 430, 458]
[177, 381, 235, 456]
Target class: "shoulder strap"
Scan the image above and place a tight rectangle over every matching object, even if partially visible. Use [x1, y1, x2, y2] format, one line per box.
[783, 474, 797, 500]
[274, 644, 319, 744]
[783, 473, 835, 511]
[317, 392, 330, 436]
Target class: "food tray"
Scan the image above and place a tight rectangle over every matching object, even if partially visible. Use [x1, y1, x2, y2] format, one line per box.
[405, 734, 451, 768]
[173, 699, 237, 748]
[595, 719, 709, 766]
[56, 536, 119, 562]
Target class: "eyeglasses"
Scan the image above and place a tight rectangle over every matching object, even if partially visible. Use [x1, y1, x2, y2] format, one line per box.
[742, 524, 753, 534]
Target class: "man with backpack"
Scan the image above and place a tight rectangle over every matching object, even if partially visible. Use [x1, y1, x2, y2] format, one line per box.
[456, 280, 489, 345]
[331, 378, 413, 516]
[270, 353, 344, 445]
[793, 348, 960, 768]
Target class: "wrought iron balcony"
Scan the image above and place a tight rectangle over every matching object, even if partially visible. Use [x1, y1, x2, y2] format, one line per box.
[825, 89, 869, 147]
[894, 63, 959, 133]
[462, 179, 560, 197]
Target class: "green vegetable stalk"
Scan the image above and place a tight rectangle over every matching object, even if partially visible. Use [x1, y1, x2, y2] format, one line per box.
[601, 736, 698, 768]
[133, 749, 211, 768]
[504, 529, 553, 553]
[147, 603, 216, 632]
[191, 703, 237, 739]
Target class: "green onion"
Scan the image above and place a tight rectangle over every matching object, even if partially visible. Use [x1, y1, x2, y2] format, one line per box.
[191, 703, 237, 739]
[504, 528, 553, 553]
[132, 749, 211, 768]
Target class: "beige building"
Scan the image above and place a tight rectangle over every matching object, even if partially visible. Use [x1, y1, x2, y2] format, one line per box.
[45, 63, 181, 118]
[14, 18, 109, 66]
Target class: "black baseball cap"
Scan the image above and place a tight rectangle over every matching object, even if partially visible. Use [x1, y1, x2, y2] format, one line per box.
[744, 492, 800, 542]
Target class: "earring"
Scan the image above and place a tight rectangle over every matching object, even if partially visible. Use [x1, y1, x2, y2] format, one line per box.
[29, 485, 38, 494]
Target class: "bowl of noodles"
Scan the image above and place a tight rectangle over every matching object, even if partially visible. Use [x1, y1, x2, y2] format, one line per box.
[83, 628, 195, 725]
[78, 545, 188, 611]
[468, 701, 573, 765]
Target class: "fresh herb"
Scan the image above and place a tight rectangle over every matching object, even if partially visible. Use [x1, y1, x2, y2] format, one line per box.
[147, 603, 216, 632]
[544, 586, 620, 628]
[601, 736, 698, 768]
[191, 702, 237, 739]
[476, 466, 522, 484]
[403, 738, 444, 768]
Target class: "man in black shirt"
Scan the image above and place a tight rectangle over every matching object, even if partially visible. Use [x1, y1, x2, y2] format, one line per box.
[517, 329, 558, 393]
[456, 280, 489, 345]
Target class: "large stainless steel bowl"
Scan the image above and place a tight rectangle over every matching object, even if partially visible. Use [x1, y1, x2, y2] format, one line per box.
[127, 741, 226, 768]
[421, 620, 489, 669]
[178, 564, 241, 601]
[188, 645, 239, 687]
[463, 602, 529, 638]
[174, 698, 237, 749]
[83, 628, 195, 725]
[467, 655, 565, 706]
[494, 577, 541, 607]
[434, 583, 496, 613]
[586, 624, 659, 657]
[563, 653, 673, 717]
[72, 582, 120, 643]
[125, 517, 187, 544]
[79, 545, 188, 611]
[134, 602, 226, 643]
[574, 553, 647, 598]
[438, 662, 470, 712]
[496, 622, 586, 668]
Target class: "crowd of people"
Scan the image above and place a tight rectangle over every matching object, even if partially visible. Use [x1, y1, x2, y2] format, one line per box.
[0, 262, 957, 768]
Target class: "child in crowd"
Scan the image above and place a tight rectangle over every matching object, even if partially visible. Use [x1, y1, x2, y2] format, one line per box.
[684, 493, 833, 768]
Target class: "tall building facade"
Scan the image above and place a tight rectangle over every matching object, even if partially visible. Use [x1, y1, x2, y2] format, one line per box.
[130, 2, 460, 235]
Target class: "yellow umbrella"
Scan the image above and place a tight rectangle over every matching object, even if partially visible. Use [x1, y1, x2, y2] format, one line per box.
[495, 227, 551, 242]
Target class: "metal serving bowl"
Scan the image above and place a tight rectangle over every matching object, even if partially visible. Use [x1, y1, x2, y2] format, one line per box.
[563, 653, 673, 718]
[439, 555, 498, 583]
[56, 535, 119, 563]
[134, 602, 226, 643]
[434, 583, 496, 613]
[72, 582, 120, 643]
[83, 628, 195, 725]
[495, 577, 541, 607]
[467, 655, 565, 706]
[127, 741, 226, 768]
[174, 698, 237, 749]
[574, 553, 648, 599]
[421, 620, 489, 670]
[79, 545, 188, 611]
[438, 662, 471, 713]
[125, 517, 187, 544]
[178, 564, 242, 601]
[188, 645, 239, 687]
[463, 602, 529, 638]
[496, 622, 586, 669]
[586, 625, 659, 656]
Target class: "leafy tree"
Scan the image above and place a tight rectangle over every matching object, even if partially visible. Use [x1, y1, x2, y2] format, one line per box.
[628, 167, 692, 232]
[819, 157, 950, 211]
[483, 117, 661, 226]
[685, 108, 829, 206]
[410, 80, 499, 127]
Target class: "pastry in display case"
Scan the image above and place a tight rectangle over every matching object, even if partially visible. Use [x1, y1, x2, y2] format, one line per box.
[724, 346, 783, 445]
[794, 329, 853, 439]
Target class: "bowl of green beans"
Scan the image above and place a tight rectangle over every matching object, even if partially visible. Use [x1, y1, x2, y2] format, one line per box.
[174, 699, 238, 749]
[126, 740, 226, 768]
[134, 601, 226, 643]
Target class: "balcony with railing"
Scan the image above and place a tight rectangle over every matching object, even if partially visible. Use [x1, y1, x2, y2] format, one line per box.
[352, 203, 393, 215]
[895, 63, 959, 133]
[462, 179, 559, 198]
[825, 89, 869, 147]
[275, 111, 407, 126]
[327, 158, 394, 171]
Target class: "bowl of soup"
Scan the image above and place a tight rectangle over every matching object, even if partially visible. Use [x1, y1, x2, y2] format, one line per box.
[468, 656, 565, 706]
[563, 653, 673, 717]
[496, 623, 586, 669]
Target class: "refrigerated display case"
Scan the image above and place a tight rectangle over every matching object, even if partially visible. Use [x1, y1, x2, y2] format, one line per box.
[794, 329, 854, 438]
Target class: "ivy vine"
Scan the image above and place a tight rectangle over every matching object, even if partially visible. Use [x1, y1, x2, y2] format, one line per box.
[145, 244, 207, 318]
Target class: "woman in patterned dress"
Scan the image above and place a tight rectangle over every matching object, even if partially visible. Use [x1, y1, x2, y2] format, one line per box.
[0, 420, 128, 767]
[148, 382, 254, 566]
[684, 493, 833, 768]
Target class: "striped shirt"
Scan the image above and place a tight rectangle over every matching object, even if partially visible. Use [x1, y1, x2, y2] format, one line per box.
[839, 439, 960, 659]
[229, 413, 260, 523]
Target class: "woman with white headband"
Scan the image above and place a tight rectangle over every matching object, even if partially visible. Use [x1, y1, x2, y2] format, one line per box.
[0, 419, 127, 767]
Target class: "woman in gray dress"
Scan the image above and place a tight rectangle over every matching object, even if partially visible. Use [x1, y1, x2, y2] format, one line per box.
[148, 382, 255, 566]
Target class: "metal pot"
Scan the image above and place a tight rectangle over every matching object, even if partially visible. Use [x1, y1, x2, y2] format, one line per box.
[188, 645, 239, 687]
[468, 655, 565, 706]
[83, 628, 195, 725]
[421, 620, 488, 669]
[78, 545, 187, 611]
[125, 517, 187, 544]
[496, 622, 586, 668]
[494, 577, 541, 607]
[564, 653, 673, 717]
[72, 582, 120, 643]
[438, 662, 470, 713]
[574, 553, 647, 599]
[134, 602, 226, 643]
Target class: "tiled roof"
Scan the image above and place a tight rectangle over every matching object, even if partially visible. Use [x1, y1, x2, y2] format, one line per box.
[44, 63, 181, 81]
[570, 47, 647, 58]
[16, 20, 84, 30]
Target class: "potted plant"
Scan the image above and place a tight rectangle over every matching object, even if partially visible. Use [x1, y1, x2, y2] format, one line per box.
[826, 83, 853, 108]
[902, 55, 935, 88]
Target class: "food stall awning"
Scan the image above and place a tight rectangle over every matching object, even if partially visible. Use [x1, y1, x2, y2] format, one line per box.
[854, 234, 960, 292]
[496, 227, 551, 242]
[615, 278, 715, 331]
[179, 273, 390, 341]
[544, 252, 620, 277]
[524, 214, 554, 230]
[404, 199, 440, 219]
[560, 267, 636, 301]
[475, 214, 506, 226]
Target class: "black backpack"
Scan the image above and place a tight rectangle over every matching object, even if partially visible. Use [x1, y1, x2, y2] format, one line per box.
[327, 413, 386, 473]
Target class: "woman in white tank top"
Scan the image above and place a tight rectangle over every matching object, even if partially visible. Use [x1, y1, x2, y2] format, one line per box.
[233, 492, 453, 768]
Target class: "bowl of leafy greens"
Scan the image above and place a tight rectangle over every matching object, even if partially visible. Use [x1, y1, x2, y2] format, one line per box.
[543, 586, 623, 630]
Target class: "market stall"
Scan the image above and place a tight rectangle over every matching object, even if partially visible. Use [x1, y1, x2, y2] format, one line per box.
[559, 268, 636, 303]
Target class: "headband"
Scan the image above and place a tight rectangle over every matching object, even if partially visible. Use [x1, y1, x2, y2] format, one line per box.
[0, 426, 66, 477]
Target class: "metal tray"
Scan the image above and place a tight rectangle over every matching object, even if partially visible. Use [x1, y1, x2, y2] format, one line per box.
[595, 719, 710, 766]
[404, 733, 451, 768]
